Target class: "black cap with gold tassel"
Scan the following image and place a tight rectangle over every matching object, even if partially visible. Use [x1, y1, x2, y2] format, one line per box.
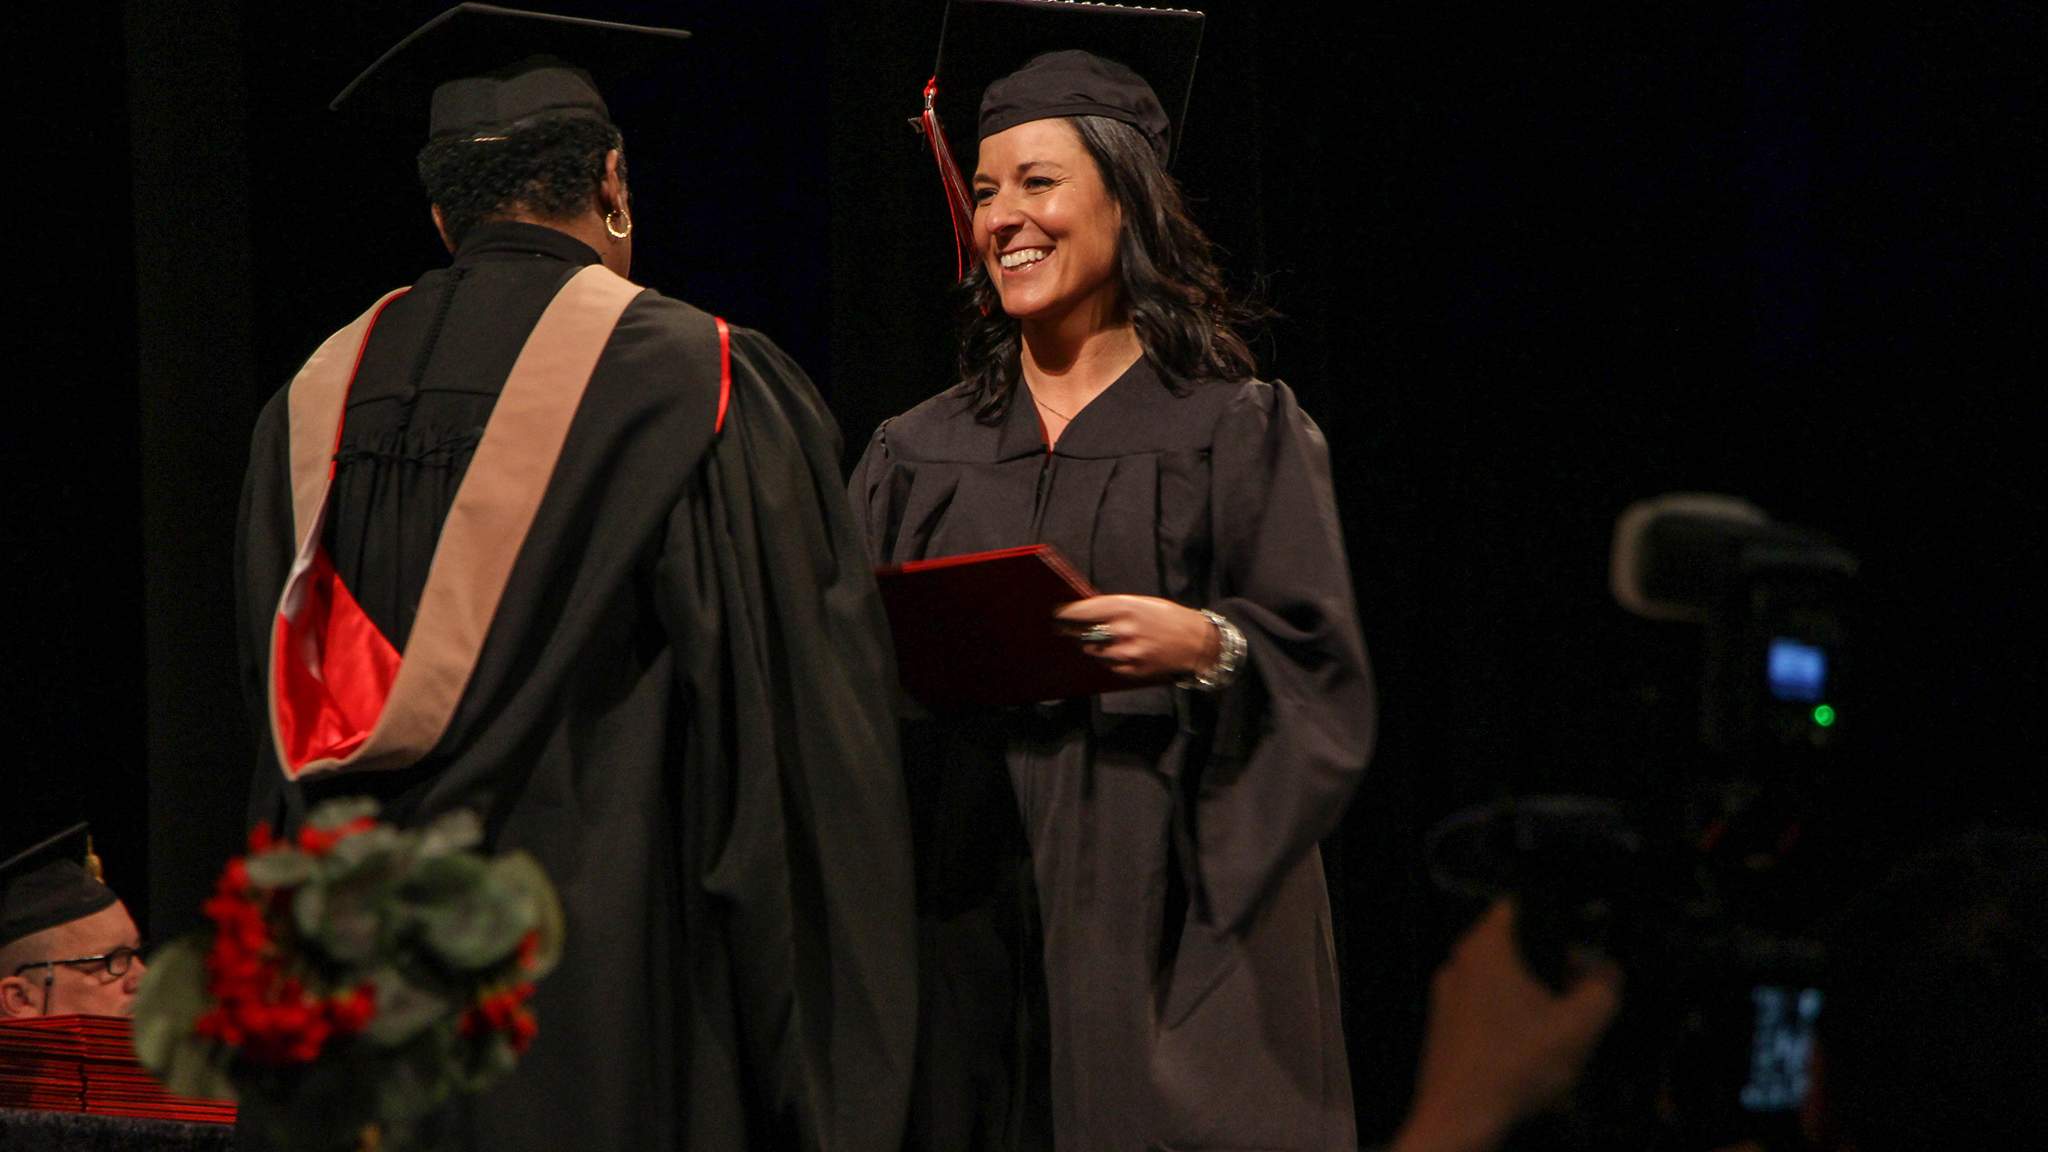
[0, 824, 118, 950]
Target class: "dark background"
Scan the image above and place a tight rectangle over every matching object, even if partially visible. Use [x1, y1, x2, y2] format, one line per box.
[7, 0, 2044, 1143]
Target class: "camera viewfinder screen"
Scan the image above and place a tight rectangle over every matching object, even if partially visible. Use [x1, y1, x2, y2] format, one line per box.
[1766, 638, 1828, 702]
[1741, 984, 1823, 1113]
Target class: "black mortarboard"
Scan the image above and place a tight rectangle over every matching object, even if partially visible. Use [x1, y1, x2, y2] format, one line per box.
[932, 0, 1202, 164]
[915, 0, 1205, 275]
[330, 3, 692, 143]
[0, 824, 117, 951]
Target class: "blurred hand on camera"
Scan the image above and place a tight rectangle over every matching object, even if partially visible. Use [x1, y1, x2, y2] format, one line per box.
[1392, 897, 1624, 1152]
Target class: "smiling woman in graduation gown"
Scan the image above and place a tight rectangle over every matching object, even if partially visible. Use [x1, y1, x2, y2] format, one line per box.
[233, 8, 914, 1150]
[853, 3, 1375, 1150]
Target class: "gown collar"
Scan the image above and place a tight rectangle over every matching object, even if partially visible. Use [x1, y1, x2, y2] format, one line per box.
[995, 354, 1183, 461]
[452, 220, 603, 269]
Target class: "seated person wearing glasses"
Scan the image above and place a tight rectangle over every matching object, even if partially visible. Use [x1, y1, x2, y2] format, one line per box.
[0, 824, 146, 1018]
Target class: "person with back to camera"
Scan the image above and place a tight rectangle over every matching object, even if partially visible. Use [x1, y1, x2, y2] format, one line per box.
[850, 2, 1375, 1148]
[233, 6, 914, 1149]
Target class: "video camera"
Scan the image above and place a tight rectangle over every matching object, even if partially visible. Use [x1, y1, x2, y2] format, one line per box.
[1424, 493, 1856, 1149]
[1612, 492, 1857, 759]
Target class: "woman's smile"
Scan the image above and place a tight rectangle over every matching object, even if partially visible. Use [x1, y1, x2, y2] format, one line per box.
[999, 246, 1052, 272]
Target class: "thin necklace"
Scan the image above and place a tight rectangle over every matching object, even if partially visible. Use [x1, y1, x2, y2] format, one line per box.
[1034, 394, 1074, 421]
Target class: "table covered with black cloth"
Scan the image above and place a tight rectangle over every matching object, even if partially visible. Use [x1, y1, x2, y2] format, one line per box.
[0, 1107, 233, 1151]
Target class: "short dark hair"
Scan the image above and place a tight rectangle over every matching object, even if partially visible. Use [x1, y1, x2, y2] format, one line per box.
[957, 114, 1263, 424]
[1819, 826, 2048, 1151]
[416, 116, 624, 246]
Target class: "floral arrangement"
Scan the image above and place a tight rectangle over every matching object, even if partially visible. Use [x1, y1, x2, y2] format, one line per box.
[132, 798, 562, 1151]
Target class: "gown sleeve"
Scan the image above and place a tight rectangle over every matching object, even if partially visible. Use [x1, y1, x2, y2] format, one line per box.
[235, 389, 297, 833]
[1192, 379, 1377, 935]
[655, 326, 918, 1152]
[845, 420, 896, 565]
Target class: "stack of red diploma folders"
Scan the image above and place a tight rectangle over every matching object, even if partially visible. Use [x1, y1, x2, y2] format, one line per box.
[0, 1014, 236, 1123]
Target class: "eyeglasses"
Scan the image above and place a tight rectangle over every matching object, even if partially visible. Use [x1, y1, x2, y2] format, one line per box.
[12, 943, 147, 981]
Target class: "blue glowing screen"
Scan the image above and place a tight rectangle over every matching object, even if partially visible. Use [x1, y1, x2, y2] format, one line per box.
[1767, 638, 1828, 703]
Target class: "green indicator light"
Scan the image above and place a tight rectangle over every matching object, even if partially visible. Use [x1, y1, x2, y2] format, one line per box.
[1812, 704, 1837, 728]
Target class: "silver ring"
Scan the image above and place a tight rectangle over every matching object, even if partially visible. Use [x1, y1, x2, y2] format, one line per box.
[1078, 626, 1114, 645]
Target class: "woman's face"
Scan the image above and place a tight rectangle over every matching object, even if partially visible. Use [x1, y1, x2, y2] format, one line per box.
[972, 118, 1123, 327]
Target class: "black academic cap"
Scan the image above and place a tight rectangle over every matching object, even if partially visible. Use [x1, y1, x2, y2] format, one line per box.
[329, 3, 692, 143]
[931, 0, 1205, 167]
[0, 824, 117, 951]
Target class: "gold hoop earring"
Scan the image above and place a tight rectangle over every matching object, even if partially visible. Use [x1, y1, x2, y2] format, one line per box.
[605, 209, 633, 240]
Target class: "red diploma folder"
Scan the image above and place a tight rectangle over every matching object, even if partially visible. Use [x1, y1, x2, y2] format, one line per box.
[875, 544, 1132, 708]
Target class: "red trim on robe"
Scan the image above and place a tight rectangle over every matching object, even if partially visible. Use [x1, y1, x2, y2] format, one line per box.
[275, 290, 408, 775]
[714, 316, 732, 434]
[330, 292, 403, 476]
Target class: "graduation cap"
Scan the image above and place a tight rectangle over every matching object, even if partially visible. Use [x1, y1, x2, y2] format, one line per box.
[0, 824, 117, 951]
[916, 0, 1206, 276]
[330, 3, 693, 144]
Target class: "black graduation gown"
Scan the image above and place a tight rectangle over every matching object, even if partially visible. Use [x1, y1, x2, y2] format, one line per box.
[850, 358, 1375, 1152]
[234, 223, 916, 1151]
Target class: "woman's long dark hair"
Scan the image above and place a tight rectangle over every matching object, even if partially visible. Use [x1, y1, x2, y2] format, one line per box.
[958, 115, 1264, 424]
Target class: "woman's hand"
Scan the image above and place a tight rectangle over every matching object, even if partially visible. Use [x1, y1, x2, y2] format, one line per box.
[1053, 595, 1219, 682]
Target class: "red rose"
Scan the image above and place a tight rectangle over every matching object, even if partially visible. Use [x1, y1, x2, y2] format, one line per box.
[294, 816, 378, 857]
[459, 982, 539, 1052]
[507, 1008, 538, 1054]
[325, 984, 378, 1036]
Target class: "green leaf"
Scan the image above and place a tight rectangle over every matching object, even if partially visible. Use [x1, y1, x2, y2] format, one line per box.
[320, 889, 384, 966]
[130, 939, 240, 1102]
[327, 824, 404, 873]
[490, 852, 564, 979]
[305, 848, 406, 966]
[362, 967, 450, 1048]
[306, 795, 381, 829]
[415, 868, 531, 971]
[159, 1038, 240, 1103]
[402, 852, 487, 904]
[404, 850, 535, 969]
[417, 810, 484, 859]
[292, 879, 327, 943]
[246, 848, 316, 889]
[130, 937, 208, 1072]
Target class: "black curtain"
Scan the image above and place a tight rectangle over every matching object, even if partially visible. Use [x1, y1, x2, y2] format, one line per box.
[2, 4, 147, 926]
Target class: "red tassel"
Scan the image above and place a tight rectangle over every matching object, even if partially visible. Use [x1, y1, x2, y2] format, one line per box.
[916, 76, 976, 282]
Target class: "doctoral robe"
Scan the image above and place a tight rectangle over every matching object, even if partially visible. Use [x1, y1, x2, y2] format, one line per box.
[234, 222, 915, 1151]
[851, 358, 1376, 1152]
